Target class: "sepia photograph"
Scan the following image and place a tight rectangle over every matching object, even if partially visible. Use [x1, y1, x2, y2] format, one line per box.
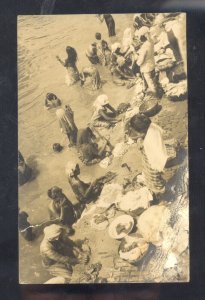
[18, 13, 189, 284]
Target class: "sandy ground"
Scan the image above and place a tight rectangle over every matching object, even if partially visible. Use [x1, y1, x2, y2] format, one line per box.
[18, 14, 189, 284]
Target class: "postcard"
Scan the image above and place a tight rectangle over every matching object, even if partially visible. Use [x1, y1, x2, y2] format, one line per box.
[18, 13, 189, 284]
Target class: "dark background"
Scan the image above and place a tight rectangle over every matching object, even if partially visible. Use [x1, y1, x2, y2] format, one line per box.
[0, 0, 205, 299]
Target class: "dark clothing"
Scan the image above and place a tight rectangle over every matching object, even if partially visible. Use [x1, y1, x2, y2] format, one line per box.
[19, 211, 33, 241]
[48, 194, 84, 226]
[86, 45, 99, 64]
[79, 143, 100, 164]
[18, 151, 32, 186]
[77, 128, 104, 164]
[68, 176, 104, 204]
[103, 14, 116, 37]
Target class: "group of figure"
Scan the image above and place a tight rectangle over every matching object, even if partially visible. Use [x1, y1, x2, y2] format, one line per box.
[19, 13, 186, 283]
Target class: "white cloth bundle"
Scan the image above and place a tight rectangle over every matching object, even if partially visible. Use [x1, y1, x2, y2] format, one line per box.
[143, 123, 168, 171]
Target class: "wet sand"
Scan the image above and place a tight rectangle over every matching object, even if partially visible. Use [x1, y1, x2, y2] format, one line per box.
[18, 14, 188, 283]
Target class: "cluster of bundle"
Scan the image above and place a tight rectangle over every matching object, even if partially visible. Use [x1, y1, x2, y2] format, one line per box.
[156, 56, 176, 71]
[163, 80, 187, 101]
[96, 183, 123, 208]
[116, 187, 153, 215]
[137, 205, 171, 246]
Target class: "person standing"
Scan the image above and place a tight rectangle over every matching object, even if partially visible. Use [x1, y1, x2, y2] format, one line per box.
[56, 46, 79, 86]
[136, 27, 157, 95]
[95, 32, 111, 66]
[124, 113, 167, 197]
[56, 106, 78, 147]
[97, 14, 116, 37]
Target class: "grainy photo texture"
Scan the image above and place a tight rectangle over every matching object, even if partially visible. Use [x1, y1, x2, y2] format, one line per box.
[18, 13, 189, 284]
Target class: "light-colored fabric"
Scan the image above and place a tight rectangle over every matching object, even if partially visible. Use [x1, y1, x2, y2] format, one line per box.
[44, 276, 66, 284]
[56, 108, 73, 129]
[65, 66, 79, 86]
[93, 94, 109, 108]
[122, 28, 132, 50]
[111, 42, 121, 52]
[137, 40, 155, 73]
[43, 224, 63, 241]
[137, 26, 149, 37]
[142, 71, 157, 93]
[154, 31, 170, 51]
[65, 161, 77, 176]
[143, 123, 168, 172]
[91, 94, 109, 122]
[117, 56, 126, 67]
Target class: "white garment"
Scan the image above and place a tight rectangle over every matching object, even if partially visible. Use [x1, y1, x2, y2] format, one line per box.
[91, 94, 109, 122]
[137, 40, 155, 73]
[122, 28, 133, 51]
[143, 123, 168, 171]
[44, 276, 66, 284]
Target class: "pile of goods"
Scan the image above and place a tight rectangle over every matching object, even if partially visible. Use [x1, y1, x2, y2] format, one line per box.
[137, 205, 171, 246]
[162, 80, 187, 101]
[116, 187, 153, 215]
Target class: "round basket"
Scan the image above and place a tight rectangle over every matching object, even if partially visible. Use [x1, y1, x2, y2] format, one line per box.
[139, 99, 159, 117]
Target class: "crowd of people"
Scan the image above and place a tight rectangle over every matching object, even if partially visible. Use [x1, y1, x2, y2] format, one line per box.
[19, 13, 187, 283]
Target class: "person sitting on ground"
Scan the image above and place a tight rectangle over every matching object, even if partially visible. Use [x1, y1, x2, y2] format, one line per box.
[18, 210, 34, 241]
[45, 93, 61, 110]
[79, 66, 102, 91]
[77, 127, 111, 165]
[47, 186, 85, 229]
[40, 224, 89, 283]
[85, 43, 99, 65]
[65, 162, 113, 204]
[90, 94, 119, 128]
[95, 32, 111, 66]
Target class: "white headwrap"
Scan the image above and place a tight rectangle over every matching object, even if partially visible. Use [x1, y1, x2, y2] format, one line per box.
[93, 94, 109, 109]
[111, 42, 121, 53]
[43, 224, 63, 241]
